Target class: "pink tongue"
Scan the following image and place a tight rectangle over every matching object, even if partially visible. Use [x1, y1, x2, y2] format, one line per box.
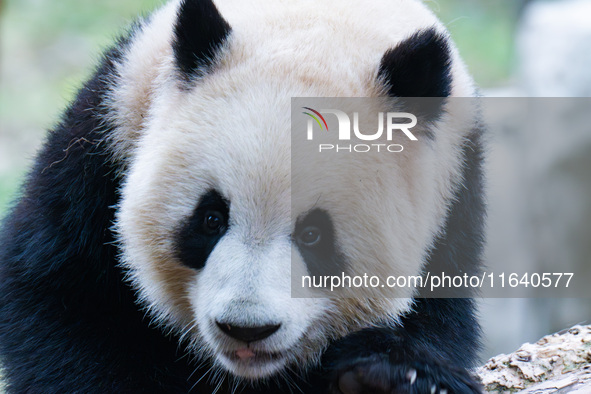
[235, 348, 256, 360]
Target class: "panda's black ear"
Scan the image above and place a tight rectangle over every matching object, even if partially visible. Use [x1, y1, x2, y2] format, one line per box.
[378, 28, 452, 98]
[173, 0, 232, 81]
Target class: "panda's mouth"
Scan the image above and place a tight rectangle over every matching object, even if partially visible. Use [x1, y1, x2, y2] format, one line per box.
[224, 347, 285, 364]
[216, 347, 289, 379]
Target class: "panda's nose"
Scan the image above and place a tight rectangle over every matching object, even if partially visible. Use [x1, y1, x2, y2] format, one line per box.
[216, 321, 281, 342]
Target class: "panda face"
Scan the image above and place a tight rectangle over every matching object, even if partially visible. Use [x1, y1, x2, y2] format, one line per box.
[117, 77, 415, 378]
[114, 0, 476, 381]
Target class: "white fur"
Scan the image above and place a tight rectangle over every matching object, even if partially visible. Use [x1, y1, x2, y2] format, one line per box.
[113, 0, 477, 380]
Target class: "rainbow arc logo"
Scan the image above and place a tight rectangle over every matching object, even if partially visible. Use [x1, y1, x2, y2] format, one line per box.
[302, 107, 328, 132]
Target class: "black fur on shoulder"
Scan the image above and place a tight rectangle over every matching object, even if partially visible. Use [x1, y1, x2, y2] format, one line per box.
[421, 123, 486, 299]
[0, 29, 199, 393]
[173, 0, 232, 83]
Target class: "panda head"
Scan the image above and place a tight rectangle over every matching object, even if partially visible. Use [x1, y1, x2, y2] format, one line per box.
[113, 0, 476, 381]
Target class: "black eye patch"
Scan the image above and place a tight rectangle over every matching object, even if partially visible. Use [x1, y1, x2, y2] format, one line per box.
[175, 190, 230, 270]
[294, 209, 347, 277]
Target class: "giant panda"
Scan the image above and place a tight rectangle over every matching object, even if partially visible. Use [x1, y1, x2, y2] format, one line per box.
[0, 0, 485, 393]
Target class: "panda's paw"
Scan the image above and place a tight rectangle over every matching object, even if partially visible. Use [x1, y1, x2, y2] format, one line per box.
[331, 354, 482, 394]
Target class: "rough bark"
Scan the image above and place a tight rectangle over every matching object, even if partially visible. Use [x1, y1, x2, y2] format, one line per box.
[478, 325, 591, 393]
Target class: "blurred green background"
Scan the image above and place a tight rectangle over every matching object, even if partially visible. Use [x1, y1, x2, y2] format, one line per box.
[0, 0, 520, 217]
[0, 0, 164, 218]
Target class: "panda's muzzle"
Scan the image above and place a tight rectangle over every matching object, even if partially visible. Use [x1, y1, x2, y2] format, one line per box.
[216, 321, 281, 343]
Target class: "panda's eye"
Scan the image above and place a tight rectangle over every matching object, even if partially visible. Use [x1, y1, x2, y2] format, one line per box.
[203, 210, 226, 235]
[293, 208, 346, 276]
[298, 226, 321, 247]
[176, 190, 230, 270]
